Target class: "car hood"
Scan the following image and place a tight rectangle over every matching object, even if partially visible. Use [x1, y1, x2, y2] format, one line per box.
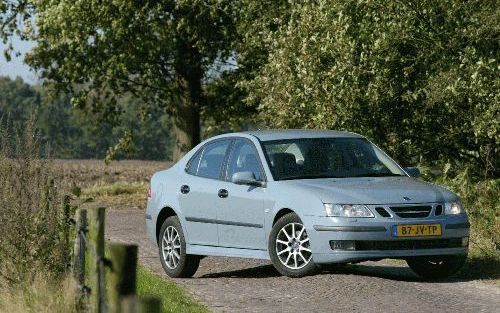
[283, 177, 457, 204]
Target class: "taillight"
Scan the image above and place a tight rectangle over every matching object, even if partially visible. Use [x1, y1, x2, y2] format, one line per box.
[147, 187, 152, 199]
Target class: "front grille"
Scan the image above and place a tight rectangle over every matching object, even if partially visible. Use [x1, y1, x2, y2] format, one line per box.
[435, 204, 443, 216]
[330, 238, 463, 251]
[390, 205, 432, 218]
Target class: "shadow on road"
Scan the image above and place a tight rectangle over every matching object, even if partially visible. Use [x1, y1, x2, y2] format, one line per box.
[323, 263, 422, 282]
[200, 264, 281, 279]
[199, 260, 499, 283]
[199, 262, 419, 281]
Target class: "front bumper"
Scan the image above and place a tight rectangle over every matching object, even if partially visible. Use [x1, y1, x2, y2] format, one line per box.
[303, 214, 469, 264]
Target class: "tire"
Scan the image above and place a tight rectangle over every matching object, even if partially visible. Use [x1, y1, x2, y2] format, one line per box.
[268, 212, 318, 277]
[158, 216, 200, 278]
[406, 254, 467, 280]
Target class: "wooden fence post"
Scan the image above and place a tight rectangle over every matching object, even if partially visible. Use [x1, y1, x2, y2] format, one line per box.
[73, 208, 88, 286]
[62, 195, 72, 268]
[121, 295, 162, 313]
[87, 207, 106, 313]
[106, 243, 138, 313]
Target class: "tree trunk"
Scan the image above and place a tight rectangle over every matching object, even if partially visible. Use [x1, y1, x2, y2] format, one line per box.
[172, 98, 200, 161]
[172, 43, 203, 161]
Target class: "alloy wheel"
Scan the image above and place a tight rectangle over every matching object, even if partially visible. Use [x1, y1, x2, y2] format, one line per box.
[161, 226, 181, 269]
[275, 222, 312, 269]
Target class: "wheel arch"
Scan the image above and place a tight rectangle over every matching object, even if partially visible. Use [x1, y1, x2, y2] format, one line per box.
[273, 208, 296, 225]
[156, 206, 178, 244]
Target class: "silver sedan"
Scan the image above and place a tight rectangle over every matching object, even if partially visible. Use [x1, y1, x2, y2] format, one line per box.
[146, 130, 469, 278]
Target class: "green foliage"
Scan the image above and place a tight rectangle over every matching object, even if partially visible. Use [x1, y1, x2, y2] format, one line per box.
[1, 0, 240, 158]
[0, 76, 173, 160]
[243, 0, 499, 177]
[203, 70, 258, 136]
[421, 165, 500, 279]
[422, 166, 500, 251]
[0, 77, 39, 129]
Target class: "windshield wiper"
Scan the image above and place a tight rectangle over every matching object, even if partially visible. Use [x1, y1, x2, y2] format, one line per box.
[350, 173, 405, 177]
[279, 174, 346, 180]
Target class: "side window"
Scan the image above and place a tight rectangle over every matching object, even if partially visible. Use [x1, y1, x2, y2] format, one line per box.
[226, 140, 263, 181]
[196, 140, 231, 179]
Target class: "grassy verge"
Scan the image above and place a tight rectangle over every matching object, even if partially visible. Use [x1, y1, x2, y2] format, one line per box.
[82, 181, 148, 210]
[0, 276, 78, 313]
[0, 266, 209, 313]
[137, 266, 208, 313]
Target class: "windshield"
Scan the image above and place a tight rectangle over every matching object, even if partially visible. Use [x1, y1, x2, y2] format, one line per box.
[262, 137, 406, 180]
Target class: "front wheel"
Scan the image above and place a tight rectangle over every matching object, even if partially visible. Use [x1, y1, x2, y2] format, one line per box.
[406, 255, 467, 280]
[158, 216, 200, 278]
[268, 212, 318, 277]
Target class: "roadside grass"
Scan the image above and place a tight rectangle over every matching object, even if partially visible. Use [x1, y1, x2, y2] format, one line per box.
[82, 181, 148, 209]
[137, 266, 208, 313]
[0, 266, 209, 313]
[0, 275, 78, 313]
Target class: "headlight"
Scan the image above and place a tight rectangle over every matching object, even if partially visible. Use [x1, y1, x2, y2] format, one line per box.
[444, 201, 465, 215]
[324, 204, 374, 218]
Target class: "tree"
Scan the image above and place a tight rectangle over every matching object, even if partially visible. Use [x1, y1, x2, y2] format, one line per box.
[0, 76, 39, 129]
[0, 76, 173, 160]
[1, 0, 236, 160]
[241, 0, 499, 177]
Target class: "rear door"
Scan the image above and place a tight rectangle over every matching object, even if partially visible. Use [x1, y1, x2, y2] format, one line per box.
[179, 139, 231, 246]
[216, 139, 266, 249]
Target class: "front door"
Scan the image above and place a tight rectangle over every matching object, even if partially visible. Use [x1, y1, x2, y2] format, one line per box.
[217, 139, 266, 250]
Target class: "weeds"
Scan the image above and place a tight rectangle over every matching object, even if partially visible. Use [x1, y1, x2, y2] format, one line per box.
[0, 275, 78, 313]
[0, 117, 74, 285]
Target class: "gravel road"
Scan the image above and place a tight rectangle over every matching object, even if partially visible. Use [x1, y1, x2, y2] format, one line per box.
[106, 209, 499, 313]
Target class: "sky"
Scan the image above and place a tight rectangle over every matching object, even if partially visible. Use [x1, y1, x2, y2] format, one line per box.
[0, 36, 38, 84]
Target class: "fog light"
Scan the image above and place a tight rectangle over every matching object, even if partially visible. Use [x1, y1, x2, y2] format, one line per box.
[461, 237, 469, 247]
[330, 240, 356, 251]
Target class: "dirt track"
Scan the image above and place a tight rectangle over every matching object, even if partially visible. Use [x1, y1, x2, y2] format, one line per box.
[106, 209, 500, 313]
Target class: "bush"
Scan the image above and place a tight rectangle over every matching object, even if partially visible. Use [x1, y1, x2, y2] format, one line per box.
[429, 170, 499, 252]
[244, 0, 499, 178]
[420, 164, 499, 277]
[0, 118, 74, 285]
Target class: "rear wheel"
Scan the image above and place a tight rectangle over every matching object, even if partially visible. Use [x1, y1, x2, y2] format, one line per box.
[158, 216, 200, 278]
[269, 212, 318, 277]
[406, 255, 466, 280]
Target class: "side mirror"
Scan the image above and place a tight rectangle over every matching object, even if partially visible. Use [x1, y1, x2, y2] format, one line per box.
[232, 171, 263, 187]
[404, 166, 420, 178]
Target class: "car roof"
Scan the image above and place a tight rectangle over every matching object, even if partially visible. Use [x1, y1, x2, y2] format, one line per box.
[239, 129, 364, 141]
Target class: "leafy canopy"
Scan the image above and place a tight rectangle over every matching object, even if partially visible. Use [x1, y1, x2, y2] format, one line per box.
[243, 0, 499, 177]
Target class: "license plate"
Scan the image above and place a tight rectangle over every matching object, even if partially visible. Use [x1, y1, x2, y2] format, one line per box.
[393, 224, 442, 237]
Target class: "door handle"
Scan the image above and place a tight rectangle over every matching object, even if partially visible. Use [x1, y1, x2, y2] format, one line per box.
[180, 185, 190, 194]
[218, 189, 229, 198]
